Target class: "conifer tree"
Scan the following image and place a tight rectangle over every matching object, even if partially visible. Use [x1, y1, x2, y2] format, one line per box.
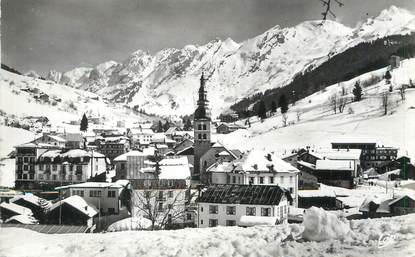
[352, 81, 362, 102]
[157, 121, 163, 132]
[278, 94, 288, 114]
[257, 100, 267, 120]
[270, 101, 277, 114]
[80, 113, 88, 132]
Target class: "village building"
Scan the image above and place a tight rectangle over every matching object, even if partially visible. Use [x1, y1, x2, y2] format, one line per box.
[0, 202, 33, 221]
[127, 127, 154, 149]
[197, 184, 292, 228]
[298, 189, 343, 210]
[331, 141, 398, 170]
[129, 158, 192, 229]
[55, 181, 128, 215]
[97, 136, 130, 160]
[215, 123, 246, 134]
[63, 133, 83, 149]
[15, 148, 107, 190]
[113, 148, 155, 180]
[206, 150, 300, 206]
[48, 195, 98, 226]
[359, 195, 415, 218]
[313, 160, 355, 189]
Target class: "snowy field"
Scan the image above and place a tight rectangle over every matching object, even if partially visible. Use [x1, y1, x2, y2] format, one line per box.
[1, 208, 414, 257]
[218, 58, 415, 158]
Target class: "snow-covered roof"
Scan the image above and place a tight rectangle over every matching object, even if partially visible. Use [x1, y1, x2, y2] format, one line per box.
[315, 160, 354, 171]
[297, 160, 316, 170]
[64, 133, 83, 141]
[5, 215, 38, 224]
[238, 216, 278, 227]
[15, 142, 61, 149]
[378, 169, 400, 180]
[239, 150, 299, 173]
[114, 150, 150, 162]
[10, 194, 51, 209]
[141, 157, 191, 180]
[218, 151, 230, 156]
[55, 182, 122, 190]
[0, 202, 33, 216]
[315, 149, 362, 160]
[40, 149, 105, 159]
[298, 189, 336, 198]
[47, 135, 67, 142]
[50, 195, 98, 218]
[129, 128, 154, 135]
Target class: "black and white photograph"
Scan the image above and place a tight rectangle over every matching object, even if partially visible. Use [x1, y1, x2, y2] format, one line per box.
[1, 0, 415, 256]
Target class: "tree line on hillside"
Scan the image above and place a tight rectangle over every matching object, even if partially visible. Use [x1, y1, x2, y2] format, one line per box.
[230, 33, 415, 119]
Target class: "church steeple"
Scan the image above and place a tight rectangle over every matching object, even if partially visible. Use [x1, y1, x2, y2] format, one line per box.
[193, 72, 212, 184]
[194, 72, 210, 120]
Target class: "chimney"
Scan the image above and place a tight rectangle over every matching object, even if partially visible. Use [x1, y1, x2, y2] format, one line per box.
[85, 206, 88, 211]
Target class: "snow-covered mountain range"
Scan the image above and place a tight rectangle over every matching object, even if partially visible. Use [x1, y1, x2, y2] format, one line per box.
[46, 6, 415, 118]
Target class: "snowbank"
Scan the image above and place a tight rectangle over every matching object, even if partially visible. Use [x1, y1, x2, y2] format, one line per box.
[1, 212, 415, 257]
[302, 207, 351, 242]
[107, 217, 152, 232]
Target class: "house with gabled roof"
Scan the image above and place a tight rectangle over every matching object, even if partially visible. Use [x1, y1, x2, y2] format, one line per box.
[197, 184, 292, 228]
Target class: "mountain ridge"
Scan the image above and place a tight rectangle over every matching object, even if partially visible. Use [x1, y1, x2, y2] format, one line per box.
[45, 5, 414, 118]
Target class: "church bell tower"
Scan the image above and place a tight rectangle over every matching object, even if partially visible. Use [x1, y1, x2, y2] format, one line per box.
[193, 73, 211, 184]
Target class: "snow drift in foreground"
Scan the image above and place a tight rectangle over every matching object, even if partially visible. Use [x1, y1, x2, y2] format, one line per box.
[1, 209, 414, 257]
[302, 207, 351, 242]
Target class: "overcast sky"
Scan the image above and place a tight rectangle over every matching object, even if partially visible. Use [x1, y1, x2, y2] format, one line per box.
[2, 0, 415, 75]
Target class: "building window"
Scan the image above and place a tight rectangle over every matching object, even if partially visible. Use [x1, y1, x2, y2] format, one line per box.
[232, 176, 236, 184]
[289, 187, 293, 194]
[168, 191, 173, 198]
[74, 190, 84, 197]
[29, 173, 34, 180]
[17, 157, 22, 163]
[76, 165, 82, 173]
[23, 157, 29, 163]
[39, 164, 44, 171]
[209, 205, 218, 214]
[198, 134, 202, 139]
[30, 157, 35, 163]
[202, 124, 207, 130]
[226, 220, 236, 226]
[209, 219, 218, 227]
[246, 207, 256, 216]
[23, 174, 28, 179]
[226, 206, 236, 215]
[198, 124, 202, 130]
[90, 190, 102, 197]
[23, 165, 28, 171]
[187, 213, 192, 220]
[52, 174, 57, 180]
[203, 134, 207, 139]
[249, 177, 255, 184]
[200, 219, 203, 225]
[200, 207, 203, 212]
[261, 207, 271, 217]
[290, 176, 293, 184]
[269, 176, 274, 184]
[52, 165, 57, 171]
[158, 202, 163, 212]
[108, 191, 116, 198]
[259, 177, 264, 184]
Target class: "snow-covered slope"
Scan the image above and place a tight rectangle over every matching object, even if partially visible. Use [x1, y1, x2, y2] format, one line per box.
[1, 210, 414, 257]
[0, 69, 154, 127]
[216, 58, 415, 158]
[50, 6, 415, 118]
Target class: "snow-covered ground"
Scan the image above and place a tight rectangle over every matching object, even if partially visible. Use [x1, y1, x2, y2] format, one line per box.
[1, 208, 414, 257]
[218, 58, 415, 159]
[0, 69, 155, 129]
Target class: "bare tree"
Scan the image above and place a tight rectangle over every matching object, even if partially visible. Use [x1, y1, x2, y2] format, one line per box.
[381, 92, 389, 115]
[329, 94, 337, 114]
[338, 96, 348, 113]
[319, 0, 344, 22]
[296, 111, 302, 122]
[131, 188, 187, 230]
[399, 85, 406, 101]
[282, 113, 288, 127]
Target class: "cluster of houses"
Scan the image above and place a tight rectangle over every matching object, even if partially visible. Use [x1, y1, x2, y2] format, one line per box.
[2, 73, 415, 232]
